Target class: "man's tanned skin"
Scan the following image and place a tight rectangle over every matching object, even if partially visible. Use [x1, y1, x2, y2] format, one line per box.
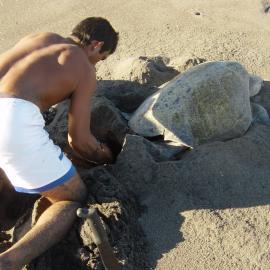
[0, 32, 112, 162]
[0, 23, 116, 270]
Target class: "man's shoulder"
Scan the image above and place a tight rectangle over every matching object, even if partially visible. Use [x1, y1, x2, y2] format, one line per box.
[63, 45, 91, 69]
[59, 47, 96, 86]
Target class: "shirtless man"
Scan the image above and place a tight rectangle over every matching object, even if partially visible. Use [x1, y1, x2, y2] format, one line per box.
[0, 17, 119, 270]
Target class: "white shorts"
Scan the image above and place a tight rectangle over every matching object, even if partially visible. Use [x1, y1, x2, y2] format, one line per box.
[0, 98, 76, 194]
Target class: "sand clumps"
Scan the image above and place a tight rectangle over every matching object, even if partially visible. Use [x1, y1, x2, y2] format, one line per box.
[1, 56, 270, 270]
[111, 56, 179, 87]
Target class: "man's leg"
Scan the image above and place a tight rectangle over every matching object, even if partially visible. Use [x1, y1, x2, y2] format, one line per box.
[0, 169, 18, 232]
[0, 173, 87, 270]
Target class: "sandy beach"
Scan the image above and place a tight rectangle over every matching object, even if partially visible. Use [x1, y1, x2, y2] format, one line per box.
[1, 1, 270, 269]
[1, 0, 270, 79]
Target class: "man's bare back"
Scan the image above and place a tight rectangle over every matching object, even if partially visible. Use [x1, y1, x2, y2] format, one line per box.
[0, 31, 114, 164]
[0, 32, 93, 111]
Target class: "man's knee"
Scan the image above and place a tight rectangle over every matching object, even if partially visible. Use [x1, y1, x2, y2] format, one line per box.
[41, 173, 88, 203]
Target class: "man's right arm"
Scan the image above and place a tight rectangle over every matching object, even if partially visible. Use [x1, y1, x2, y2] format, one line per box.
[67, 56, 113, 165]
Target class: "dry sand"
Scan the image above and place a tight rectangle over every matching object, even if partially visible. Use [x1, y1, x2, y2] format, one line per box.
[1, 0, 270, 79]
[1, 1, 270, 269]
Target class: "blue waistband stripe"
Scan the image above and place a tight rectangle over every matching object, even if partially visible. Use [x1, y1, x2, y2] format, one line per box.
[59, 152, 64, 160]
[14, 165, 77, 194]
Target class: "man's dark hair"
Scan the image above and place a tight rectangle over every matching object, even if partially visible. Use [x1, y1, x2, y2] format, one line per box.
[71, 17, 119, 54]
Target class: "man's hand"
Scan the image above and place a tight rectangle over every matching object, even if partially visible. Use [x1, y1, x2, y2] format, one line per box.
[66, 139, 115, 168]
[95, 143, 114, 164]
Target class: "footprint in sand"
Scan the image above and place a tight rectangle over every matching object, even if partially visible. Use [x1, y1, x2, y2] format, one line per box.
[261, 0, 270, 13]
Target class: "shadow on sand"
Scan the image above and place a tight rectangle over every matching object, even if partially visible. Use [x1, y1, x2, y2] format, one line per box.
[133, 80, 270, 269]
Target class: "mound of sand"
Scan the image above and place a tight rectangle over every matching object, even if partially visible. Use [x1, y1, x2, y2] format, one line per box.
[1, 1, 270, 270]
